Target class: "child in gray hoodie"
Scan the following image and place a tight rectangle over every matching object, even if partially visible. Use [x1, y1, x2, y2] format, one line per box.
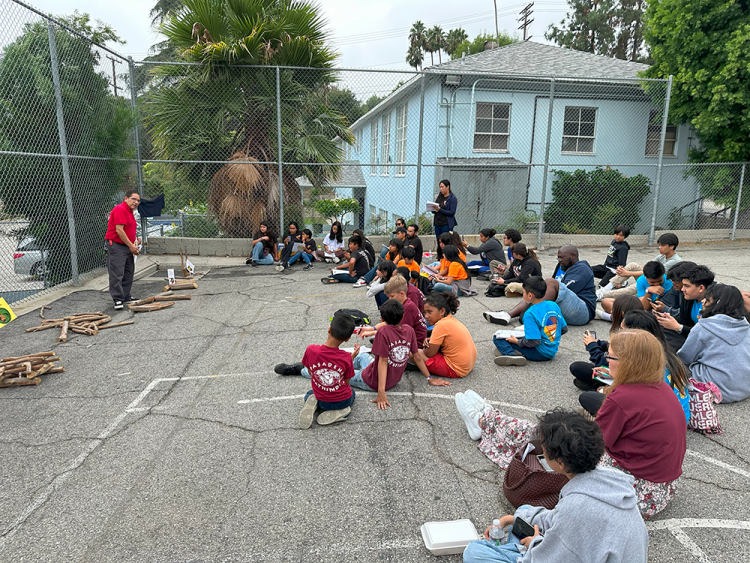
[678, 284, 750, 403]
[463, 410, 647, 563]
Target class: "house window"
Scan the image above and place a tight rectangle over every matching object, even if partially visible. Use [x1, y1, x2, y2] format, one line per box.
[369, 205, 377, 220]
[356, 129, 363, 154]
[562, 106, 597, 154]
[379, 208, 388, 227]
[645, 110, 677, 157]
[380, 113, 391, 176]
[473, 102, 510, 152]
[395, 104, 408, 176]
[370, 121, 378, 175]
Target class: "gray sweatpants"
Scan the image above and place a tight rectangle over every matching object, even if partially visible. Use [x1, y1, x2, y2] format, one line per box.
[106, 240, 134, 302]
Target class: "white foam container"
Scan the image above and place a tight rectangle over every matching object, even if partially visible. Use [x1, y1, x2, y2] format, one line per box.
[421, 519, 480, 556]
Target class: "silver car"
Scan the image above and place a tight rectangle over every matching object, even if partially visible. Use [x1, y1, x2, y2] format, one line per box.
[13, 236, 48, 277]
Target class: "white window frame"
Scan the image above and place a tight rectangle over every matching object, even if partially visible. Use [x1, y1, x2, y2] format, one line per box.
[645, 110, 677, 157]
[370, 120, 378, 175]
[380, 113, 391, 176]
[395, 104, 408, 176]
[561, 106, 598, 155]
[473, 102, 511, 153]
[356, 129, 363, 154]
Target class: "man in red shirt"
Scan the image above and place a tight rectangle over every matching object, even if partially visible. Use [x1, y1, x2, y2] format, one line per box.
[105, 190, 141, 310]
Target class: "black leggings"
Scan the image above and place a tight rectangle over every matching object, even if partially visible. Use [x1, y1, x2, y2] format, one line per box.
[570, 361, 606, 389]
[579, 391, 606, 416]
[592, 264, 616, 288]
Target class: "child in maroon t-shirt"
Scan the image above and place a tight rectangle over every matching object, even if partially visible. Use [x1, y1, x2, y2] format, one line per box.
[274, 314, 358, 429]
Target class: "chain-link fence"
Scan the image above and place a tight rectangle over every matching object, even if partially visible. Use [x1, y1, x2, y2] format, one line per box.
[1, 0, 749, 305]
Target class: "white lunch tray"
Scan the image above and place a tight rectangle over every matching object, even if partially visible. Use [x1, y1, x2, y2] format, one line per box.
[421, 519, 480, 556]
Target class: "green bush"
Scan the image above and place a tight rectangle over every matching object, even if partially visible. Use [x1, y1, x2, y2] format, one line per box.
[544, 168, 652, 234]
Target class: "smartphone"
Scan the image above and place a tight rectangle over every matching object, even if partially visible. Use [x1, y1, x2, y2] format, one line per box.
[536, 455, 555, 473]
[587, 330, 597, 340]
[511, 517, 540, 540]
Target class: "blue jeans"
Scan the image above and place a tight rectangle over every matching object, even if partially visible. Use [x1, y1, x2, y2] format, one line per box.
[303, 389, 355, 411]
[332, 271, 359, 283]
[463, 534, 523, 563]
[434, 224, 451, 241]
[252, 242, 274, 265]
[432, 282, 463, 296]
[493, 336, 551, 361]
[302, 352, 375, 392]
[467, 259, 490, 273]
[289, 251, 312, 265]
[556, 283, 592, 325]
[363, 263, 379, 283]
[379, 247, 388, 260]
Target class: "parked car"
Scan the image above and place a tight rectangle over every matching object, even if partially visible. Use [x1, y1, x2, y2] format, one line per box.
[13, 236, 48, 277]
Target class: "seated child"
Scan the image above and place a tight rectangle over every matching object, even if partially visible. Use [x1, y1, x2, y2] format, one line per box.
[416, 292, 477, 378]
[366, 260, 397, 308]
[396, 266, 426, 314]
[360, 275, 428, 346]
[349, 299, 451, 410]
[461, 410, 647, 563]
[493, 276, 568, 366]
[491, 243, 542, 297]
[654, 263, 710, 351]
[601, 260, 673, 315]
[273, 313, 357, 429]
[431, 244, 477, 296]
[322, 235, 370, 284]
[397, 246, 421, 278]
[287, 228, 316, 270]
[591, 224, 630, 289]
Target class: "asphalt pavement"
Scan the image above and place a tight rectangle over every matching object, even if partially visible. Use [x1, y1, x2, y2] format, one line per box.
[1, 241, 749, 562]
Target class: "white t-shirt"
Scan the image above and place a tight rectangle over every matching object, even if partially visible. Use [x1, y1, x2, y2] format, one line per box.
[655, 253, 683, 273]
[323, 234, 345, 252]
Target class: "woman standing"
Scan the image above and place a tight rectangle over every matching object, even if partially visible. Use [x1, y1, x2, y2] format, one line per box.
[432, 179, 457, 242]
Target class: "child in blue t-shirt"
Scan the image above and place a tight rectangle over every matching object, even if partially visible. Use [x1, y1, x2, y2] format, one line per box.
[494, 276, 568, 366]
[636, 261, 673, 311]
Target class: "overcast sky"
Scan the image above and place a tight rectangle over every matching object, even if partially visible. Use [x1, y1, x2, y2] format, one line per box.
[27, 0, 569, 69]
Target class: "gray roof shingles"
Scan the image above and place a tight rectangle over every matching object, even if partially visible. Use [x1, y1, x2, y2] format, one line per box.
[296, 160, 367, 189]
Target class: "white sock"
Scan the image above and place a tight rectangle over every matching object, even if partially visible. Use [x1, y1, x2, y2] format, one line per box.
[601, 311, 612, 322]
[602, 282, 613, 292]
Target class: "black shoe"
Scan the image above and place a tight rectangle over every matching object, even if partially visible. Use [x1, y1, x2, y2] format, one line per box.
[114, 300, 123, 310]
[274, 362, 304, 376]
[250, 261, 258, 267]
[573, 378, 602, 392]
[303, 263, 313, 270]
[246, 258, 253, 265]
[124, 296, 137, 303]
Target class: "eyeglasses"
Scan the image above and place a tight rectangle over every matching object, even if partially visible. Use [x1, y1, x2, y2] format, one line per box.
[128, 197, 141, 202]
[605, 355, 619, 362]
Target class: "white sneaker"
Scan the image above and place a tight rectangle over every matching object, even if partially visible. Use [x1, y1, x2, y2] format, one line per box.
[464, 390, 493, 415]
[595, 308, 605, 320]
[595, 288, 604, 302]
[483, 311, 511, 325]
[333, 257, 340, 264]
[353, 278, 367, 288]
[455, 392, 484, 441]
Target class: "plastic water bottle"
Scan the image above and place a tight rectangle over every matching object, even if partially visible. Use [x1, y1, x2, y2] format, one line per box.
[489, 519, 504, 546]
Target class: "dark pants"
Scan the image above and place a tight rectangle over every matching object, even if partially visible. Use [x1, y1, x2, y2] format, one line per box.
[579, 391, 606, 416]
[106, 240, 134, 302]
[304, 389, 355, 411]
[280, 243, 298, 263]
[493, 337, 551, 361]
[569, 361, 606, 390]
[592, 264, 616, 287]
[664, 329, 688, 353]
[434, 224, 451, 241]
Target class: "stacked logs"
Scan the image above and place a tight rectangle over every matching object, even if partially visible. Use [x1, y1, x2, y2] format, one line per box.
[128, 289, 191, 312]
[25, 312, 134, 341]
[0, 352, 64, 388]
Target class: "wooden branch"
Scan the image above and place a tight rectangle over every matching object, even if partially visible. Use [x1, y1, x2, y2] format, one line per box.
[154, 294, 191, 301]
[57, 320, 69, 343]
[1, 351, 55, 363]
[98, 321, 134, 330]
[157, 290, 174, 297]
[129, 302, 174, 312]
[93, 316, 112, 326]
[162, 281, 197, 292]
[70, 326, 94, 336]
[130, 297, 155, 306]
[0, 377, 41, 388]
[39, 305, 51, 319]
[25, 322, 63, 333]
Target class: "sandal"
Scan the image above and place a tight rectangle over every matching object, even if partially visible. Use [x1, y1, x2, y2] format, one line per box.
[321, 277, 339, 284]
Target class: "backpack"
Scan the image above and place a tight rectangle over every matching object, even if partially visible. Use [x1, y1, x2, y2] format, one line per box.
[485, 283, 505, 298]
[412, 272, 434, 295]
[331, 309, 371, 326]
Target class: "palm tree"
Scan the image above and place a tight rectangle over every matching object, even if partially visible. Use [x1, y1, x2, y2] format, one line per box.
[445, 28, 468, 57]
[145, 0, 352, 237]
[408, 21, 427, 55]
[149, 0, 184, 27]
[426, 25, 446, 65]
[406, 43, 424, 71]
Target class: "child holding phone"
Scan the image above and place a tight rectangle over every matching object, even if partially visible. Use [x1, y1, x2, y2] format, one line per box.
[462, 410, 647, 563]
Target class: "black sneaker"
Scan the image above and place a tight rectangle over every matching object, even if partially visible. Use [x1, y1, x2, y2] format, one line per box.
[124, 296, 137, 303]
[274, 362, 304, 376]
[250, 261, 258, 267]
[303, 263, 313, 270]
[245, 258, 253, 265]
[573, 378, 603, 392]
[114, 301, 123, 310]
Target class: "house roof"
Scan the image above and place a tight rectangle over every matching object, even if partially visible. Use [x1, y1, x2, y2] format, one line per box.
[296, 160, 366, 189]
[434, 41, 649, 79]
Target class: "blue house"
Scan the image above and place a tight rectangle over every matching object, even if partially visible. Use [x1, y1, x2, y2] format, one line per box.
[345, 41, 695, 235]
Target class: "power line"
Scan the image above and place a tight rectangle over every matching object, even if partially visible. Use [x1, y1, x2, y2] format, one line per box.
[518, 3, 535, 41]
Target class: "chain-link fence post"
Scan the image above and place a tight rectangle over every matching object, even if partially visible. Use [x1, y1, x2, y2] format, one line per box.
[414, 73, 427, 223]
[128, 57, 147, 251]
[648, 75, 673, 245]
[732, 163, 746, 241]
[47, 22, 79, 286]
[537, 77, 555, 251]
[275, 66, 285, 234]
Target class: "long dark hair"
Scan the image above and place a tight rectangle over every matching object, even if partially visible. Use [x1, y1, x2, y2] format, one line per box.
[480, 228, 497, 239]
[353, 228, 370, 245]
[377, 260, 397, 283]
[622, 310, 689, 395]
[443, 244, 470, 280]
[702, 284, 748, 320]
[254, 221, 277, 249]
[512, 242, 539, 264]
[425, 291, 460, 317]
[329, 221, 343, 243]
[449, 230, 464, 251]
[286, 221, 300, 237]
[437, 232, 452, 260]
[387, 238, 404, 261]
[611, 295, 643, 335]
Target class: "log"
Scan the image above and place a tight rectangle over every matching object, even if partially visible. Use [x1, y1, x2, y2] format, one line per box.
[39, 305, 51, 319]
[157, 290, 173, 297]
[70, 326, 94, 336]
[66, 314, 107, 323]
[162, 281, 197, 292]
[154, 294, 191, 301]
[0, 377, 41, 388]
[1, 351, 55, 363]
[85, 322, 99, 335]
[57, 320, 69, 343]
[25, 323, 63, 333]
[93, 316, 112, 326]
[45, 366, 65, 374]
[129, 302, 174, 312]
[130, 297, 155, 306]
[28, 362, 54, 379]
[1, 359, 60, 375]
[0, 357, 60, 371]
[22, 362, 32, 374]
[98, 321, 134, 330]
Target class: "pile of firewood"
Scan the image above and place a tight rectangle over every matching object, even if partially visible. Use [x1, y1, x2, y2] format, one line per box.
[128, 289, 191, 312]
[0, 352, 64, 388]
[25, 311, 134, 341]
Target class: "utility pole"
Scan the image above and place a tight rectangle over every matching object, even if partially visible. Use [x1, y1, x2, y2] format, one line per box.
[106, 55, 119, 96]
[493, 0, 500, 46]
[518, 2, 535, 41]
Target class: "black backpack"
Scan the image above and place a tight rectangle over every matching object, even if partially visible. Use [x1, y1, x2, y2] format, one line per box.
[485, 283, 505, 298]
[331, 309, 371, 326]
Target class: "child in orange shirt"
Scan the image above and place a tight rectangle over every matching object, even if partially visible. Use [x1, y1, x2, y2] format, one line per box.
[397, 246, 421, 282]
[431, 245, 477, 297]
[417, 292, 477, 378]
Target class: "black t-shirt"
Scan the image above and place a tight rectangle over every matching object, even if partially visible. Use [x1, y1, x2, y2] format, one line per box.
[304, 238, 317, 254]
[433, 193, 448, 226]
[407, 235, 424, 264]
[351, 249, 370, 278]
[362, 240, 376, 267]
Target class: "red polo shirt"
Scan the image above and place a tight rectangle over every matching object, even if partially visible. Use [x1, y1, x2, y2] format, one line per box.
[105, 201, 137, 244]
